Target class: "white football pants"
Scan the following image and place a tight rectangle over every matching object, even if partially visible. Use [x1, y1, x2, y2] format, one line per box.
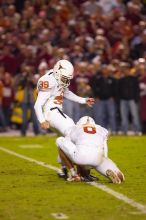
[56, 137, 104, 167]
[56, 137, 122, 177]
[44, 108, 75, 136]
[95, 158, 121, 177]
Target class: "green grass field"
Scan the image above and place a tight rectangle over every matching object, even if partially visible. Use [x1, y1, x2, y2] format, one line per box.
[0, 135, 146, 220]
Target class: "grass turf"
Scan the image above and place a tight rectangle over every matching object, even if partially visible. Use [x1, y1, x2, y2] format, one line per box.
[0, 135, 146, 220]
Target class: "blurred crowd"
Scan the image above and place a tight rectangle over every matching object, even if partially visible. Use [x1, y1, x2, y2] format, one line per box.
[0, 0, 146, 135]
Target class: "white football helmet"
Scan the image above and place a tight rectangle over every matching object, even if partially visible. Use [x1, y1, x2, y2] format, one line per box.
[53, 59, 74, 88]
[77, 116, 95, 126]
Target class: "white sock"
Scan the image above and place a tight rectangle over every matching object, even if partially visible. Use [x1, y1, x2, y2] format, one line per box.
[70, 168, 76, 176]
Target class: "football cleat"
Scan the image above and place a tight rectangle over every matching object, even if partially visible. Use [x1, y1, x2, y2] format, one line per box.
[67, 175, 81, 182]
[117, 171, 125, 182]
[88, 174, 99, 181]
[81, 175, 99, 182]
[57, 167, 68, 180]
[106, 169, 121, 184]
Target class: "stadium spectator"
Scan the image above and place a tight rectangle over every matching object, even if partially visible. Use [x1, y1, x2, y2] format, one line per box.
[0, 0, 146, 135]
[75, 62, 93, 119]
[118, 62, 141, 135]
[137, 58, 146, 133]
[130, 29, 146, 60]
[90, 64, 117, 134]
[37, 60, 48, 77]
[0, 66, 7, 131]
[0, 45, 18, 75]
[15, 65, 40, 136]
[2, 72, 14, 128]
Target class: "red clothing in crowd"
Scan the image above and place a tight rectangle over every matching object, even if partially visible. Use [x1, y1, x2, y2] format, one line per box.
[140, 75, 146, 122]
[2, 82, 14, 108]
[0, 54, 18, 75]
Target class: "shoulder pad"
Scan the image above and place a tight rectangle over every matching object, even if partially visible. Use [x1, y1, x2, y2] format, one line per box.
[37, 71, 56, 92]
[46, 69, 53, 76]
[96, 125, 108, 136]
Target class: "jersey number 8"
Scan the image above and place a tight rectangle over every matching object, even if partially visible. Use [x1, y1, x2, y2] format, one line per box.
[83, 126, 96, 134]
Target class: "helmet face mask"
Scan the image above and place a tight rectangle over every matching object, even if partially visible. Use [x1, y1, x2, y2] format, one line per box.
[60, 75, 71, 87]
[53, 60, 74, 88]
[77, 116, 95, 127]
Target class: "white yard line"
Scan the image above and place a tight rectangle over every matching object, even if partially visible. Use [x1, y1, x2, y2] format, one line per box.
[0, 146, 59, 172]
[19, 144, 43, 148]
[89, 182, 146, 214]
[0, 146, 146, 215]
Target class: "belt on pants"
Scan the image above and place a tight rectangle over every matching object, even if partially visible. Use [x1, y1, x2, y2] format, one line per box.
[50, 107, 66, 118]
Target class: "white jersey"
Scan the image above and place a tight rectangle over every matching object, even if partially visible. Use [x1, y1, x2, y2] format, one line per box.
[34, 70, 86, 123]
[56, 124, 122, 175]
[70, 124, 108, 150]
[56, 124, 109, 166]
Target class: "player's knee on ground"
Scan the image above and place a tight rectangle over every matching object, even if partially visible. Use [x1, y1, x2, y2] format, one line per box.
[56, 137, 65, 148]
